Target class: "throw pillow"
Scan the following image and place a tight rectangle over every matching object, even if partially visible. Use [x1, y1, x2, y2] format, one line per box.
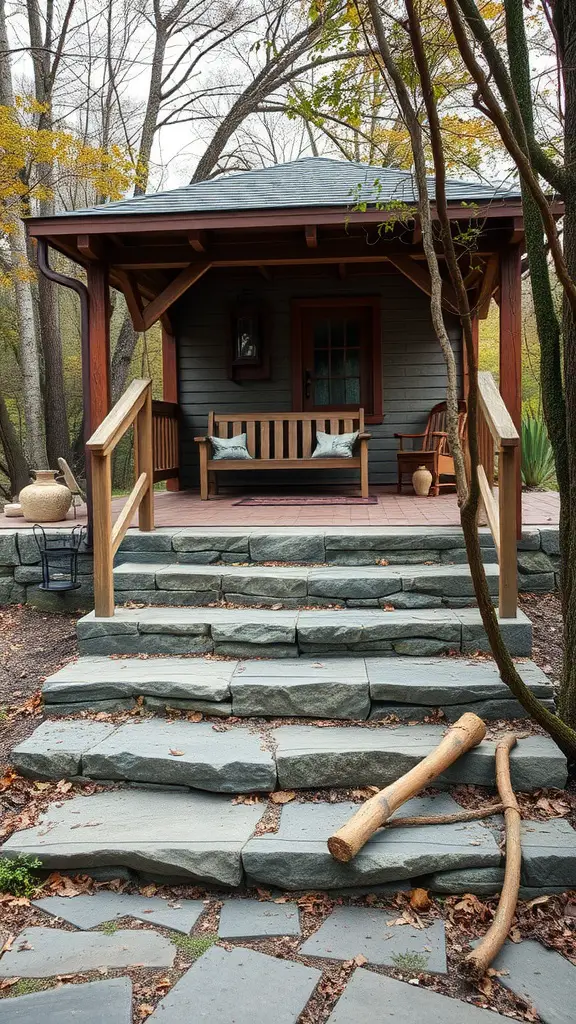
[312, 430, 358, 459]
[209, 432, 252, 460]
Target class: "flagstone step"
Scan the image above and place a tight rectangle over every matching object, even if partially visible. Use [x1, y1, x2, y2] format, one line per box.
[4, 790, 576, 892]
[41, 654, 553, 721]
[112, 561, 500, 609]
[11, 718, 567, 793]
[76, 605, 533, 657]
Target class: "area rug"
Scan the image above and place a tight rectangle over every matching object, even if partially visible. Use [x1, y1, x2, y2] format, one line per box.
[233, 495, 378, 506]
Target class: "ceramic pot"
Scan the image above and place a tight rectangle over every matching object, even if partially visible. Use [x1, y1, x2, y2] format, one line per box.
[412, 465, 433, 497]
[19, 470, 72, 522]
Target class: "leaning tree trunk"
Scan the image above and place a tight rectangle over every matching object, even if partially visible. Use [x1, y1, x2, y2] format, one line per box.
[0, 391, 30, 496]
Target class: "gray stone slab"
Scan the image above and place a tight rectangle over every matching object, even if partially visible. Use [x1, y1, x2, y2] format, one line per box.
[458, 608, 532, 656]
[11, 719, 117, 778]
[475, 939, 576, 1024]
[325, 970, 510, 1023]
[221, 566, 309, 598]
[42, 655, 236, 704]
[214, 642, 298, 658]
[273, 725, 566, 791]
[300, 907, 446, 972]
[118, 529, 175, 552]
[45, 699, 136, 716]
[323, 528, 468, 551]
[402, 563, 499, 598]
[307, 567, 401, 600]
[521, 819, 576, 886]
[296, 609, 462, 646]
[0, 530, 18, 565]
[147, 945, 321, 1024]
[113, 563, 170, 590]
[232, 659, 370, 719]
[2, 789, 262, 885]
[82, 720, 276, 792]
[366, 657, 553, 705]
[172, 528, 250, 552]
[0, 926, 174, 977]
[218, 899, 300, 939]
[539, 527, 560, 555]
[32, 891, 205, 933]
[0, 977, 132, 1024]
[144, 696, 232, 716]
[78, 635, 214, 656]
[249, 532, 325, 563]
[156, 565, 225, 591]
[242, 794, 500, 890]
[422, 866, 573, 898]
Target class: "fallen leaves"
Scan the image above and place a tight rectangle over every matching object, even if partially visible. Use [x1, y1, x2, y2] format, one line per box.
[270, 791, 296, 805]
[410, 888, 431, 912]
[169, 749, 185, 757]
[44, 872, 94, 897]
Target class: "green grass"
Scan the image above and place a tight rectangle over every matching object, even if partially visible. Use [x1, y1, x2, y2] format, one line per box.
[170, 933, 217, 958]
[6, 979, 53, 998]
[0, 855, 42, 897]
[391, 951, 430, 973]
[100, 920, 119, 934]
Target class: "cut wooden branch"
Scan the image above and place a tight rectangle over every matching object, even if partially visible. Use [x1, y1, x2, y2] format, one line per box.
[327, 713, 487, 863]
[459, 733, 521, 982]
[385, 803, 503, 829]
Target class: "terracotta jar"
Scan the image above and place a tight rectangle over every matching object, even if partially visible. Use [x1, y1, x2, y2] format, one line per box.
[412, 464, 433, 497]
[19, 470, 72, 522]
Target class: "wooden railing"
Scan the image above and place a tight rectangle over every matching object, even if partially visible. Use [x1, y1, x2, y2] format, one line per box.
[87, 378, 154, 617]
[477, 371, 519, 618]
[152, 400, 179, 483]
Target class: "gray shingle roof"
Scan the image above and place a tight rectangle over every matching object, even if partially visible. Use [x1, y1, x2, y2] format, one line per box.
[56, 156, 522, 218]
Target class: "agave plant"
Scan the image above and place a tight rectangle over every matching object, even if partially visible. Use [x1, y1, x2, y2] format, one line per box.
[521, 415, 557, 490]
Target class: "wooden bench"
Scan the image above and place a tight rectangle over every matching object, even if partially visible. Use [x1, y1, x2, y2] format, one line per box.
[195, 411, 370, 500]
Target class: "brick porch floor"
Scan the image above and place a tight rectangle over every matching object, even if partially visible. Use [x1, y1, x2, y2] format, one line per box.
[0, 485, 560, 529]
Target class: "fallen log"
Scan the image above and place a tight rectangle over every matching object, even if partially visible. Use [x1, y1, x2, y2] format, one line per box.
[459, 733, 521, 982]
[327, 712, 486, 863]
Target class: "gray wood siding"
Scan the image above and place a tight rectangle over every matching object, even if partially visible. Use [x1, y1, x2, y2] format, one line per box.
[173, 268, 462, 488]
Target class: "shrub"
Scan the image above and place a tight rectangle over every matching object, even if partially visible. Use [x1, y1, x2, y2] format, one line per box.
[521, 415, 556, 489]
[0, 854, 42, 897]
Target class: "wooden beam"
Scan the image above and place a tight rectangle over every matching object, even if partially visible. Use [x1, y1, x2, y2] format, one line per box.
[188, 230, 207, 252]
[305, 225, 317, 248]
[477, 254, 500, 319]
[114, 269, 145, 331]
[499, 245, 522, 537]
[386, 254, 459, 315]
[510, 216, 524, 245]
[142, 261, 211, 330]
[86, 263, 111, 433]
[78, 234, 105, 261]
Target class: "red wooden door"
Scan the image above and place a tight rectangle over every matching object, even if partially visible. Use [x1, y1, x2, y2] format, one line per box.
[300, 305, 372, 412]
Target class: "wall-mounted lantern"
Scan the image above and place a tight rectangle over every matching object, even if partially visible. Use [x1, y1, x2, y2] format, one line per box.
[229, 295, 271, 381]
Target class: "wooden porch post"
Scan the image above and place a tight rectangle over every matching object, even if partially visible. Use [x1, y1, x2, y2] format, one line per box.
[499, 246, 522, 537]
[86, 262, 112, 611]
[162, 326, 179, 491]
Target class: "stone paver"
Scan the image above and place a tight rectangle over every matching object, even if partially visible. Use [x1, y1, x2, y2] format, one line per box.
[482, 939, 576, 1024]
[272, 725, 566, 791]
[0, 977, 132, 1024]
[11, 719, 117, 778]
[242, 794, 500, 890]
[218, 899, 300, 939]
[147, 945, 321, 1023]
[521, 819, 576, 886]
[81, 720, 276, 792]
[42, 655, 235, 704]
[2, 789, 262, 885]
[365, 657, 553, 704]
[325, 970, 510, 1023]
[32, 892, 206, 934]
[0, 927, 174, 977]
[300, 907, 446, 972]
[231, 658, 370, 719]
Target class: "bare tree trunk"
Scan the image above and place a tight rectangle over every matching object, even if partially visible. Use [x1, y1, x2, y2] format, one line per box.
[0, 392, 30, 497]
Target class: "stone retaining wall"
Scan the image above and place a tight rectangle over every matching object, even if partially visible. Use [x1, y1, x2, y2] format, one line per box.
[0, 525, 561, 613]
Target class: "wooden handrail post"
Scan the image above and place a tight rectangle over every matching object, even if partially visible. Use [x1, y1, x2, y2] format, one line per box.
[498, 444, 518, 618]
[137, 384, 154, 532]
[92, 452, 114, 617]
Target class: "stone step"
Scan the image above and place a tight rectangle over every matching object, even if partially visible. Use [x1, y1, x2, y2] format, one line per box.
[76, 606, 532, 658]
[11, 718, 566, 793]
[112, 561, 500, 609]
[3, 789, 575, 893]
[42, 655, 554, 721]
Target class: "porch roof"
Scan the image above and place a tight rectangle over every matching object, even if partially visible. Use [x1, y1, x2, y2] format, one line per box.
[33, 157, 523, 220]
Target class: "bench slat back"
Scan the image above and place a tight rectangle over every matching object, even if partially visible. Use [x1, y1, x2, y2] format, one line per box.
[209, 410, 364, 460]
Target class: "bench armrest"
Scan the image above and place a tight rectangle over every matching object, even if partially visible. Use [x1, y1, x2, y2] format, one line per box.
[358, 432, 371, 441]
[194, 436, 210, 444]
[394, 432, 426, 439]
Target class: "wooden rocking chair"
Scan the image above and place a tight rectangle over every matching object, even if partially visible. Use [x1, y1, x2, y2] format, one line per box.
[395, 400, 467, 496]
